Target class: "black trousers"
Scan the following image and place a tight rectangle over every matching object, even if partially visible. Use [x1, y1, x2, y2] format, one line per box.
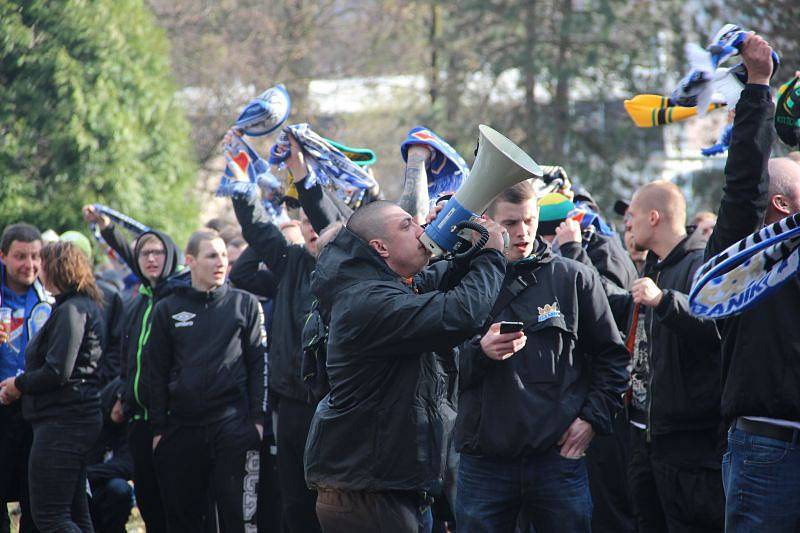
[586, 412, 635, 533]
[257, 426, 282, 532]
[88, 478, 134, 533]
[0, 403, 37, 533]
[128, 419, 167, 533]
[28, 411, 103, 533]
[153, 415, 260, 533]
[276, 396, 321, 533]
[628, 426, 724, 533]
[316, 490, 431, 533]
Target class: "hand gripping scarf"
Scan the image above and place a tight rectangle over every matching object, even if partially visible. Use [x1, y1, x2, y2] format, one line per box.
[671, 24, 780, 115]
[689, 212, 800, 319]
[88, 204, 150, 279]
[268, 124, 378, 195]
[400, 126, 470, 201]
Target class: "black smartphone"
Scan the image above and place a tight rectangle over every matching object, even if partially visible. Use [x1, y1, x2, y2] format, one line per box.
[499, 321, 524, 334]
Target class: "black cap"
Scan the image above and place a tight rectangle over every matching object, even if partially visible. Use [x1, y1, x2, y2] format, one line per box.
[613, 199, 630, 217]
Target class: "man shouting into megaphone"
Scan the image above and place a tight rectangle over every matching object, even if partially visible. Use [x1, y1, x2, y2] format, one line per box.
[303, 195, 507, 533]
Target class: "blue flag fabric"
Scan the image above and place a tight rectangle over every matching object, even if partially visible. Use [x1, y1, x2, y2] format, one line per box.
[217, 135, 281, 202]
[701, 123, 733, 157]
[269, 124, 377, 193]
[689, 212, 800, 319]
[570, 202, 615, 237]
[400, 126, 469, 199]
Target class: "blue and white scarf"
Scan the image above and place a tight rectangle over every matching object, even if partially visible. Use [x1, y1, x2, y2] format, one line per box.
[400, 126, 469, 200]
[689, 212, 800, 319]
[671, 24, 780, 115]
[234, 85, 291, 137]
[701, 123, 733, 157]
[269, 124, 377, 194]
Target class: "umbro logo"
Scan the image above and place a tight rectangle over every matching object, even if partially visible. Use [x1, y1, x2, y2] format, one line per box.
[172, 311, 196, 328]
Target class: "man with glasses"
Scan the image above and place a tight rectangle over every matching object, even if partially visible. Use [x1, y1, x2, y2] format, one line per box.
[82, 206, 183, 533]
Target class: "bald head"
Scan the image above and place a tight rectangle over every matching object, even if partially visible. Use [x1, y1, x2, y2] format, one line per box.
[346, 200, 396, 242]
[766, 157, 800, 223]
[632, 180, 686, 229]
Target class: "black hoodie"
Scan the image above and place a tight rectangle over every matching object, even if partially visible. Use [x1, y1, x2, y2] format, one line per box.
[455, 239, 630, 458]
[606, 229, 722, 436]
[303, 228, 506, 492]
[100, 224, 183, 421]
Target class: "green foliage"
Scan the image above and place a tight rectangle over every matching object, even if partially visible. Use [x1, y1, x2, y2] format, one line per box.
[0, 0, 197, 245]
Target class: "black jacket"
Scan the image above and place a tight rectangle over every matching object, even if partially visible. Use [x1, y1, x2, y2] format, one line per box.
[608, 229, 722, 435]
[560, 231, 639, 290]
[456, 240, 629, 458]
[705, 85, 800, 422]
[101, 225, 182, 421]
[231, 186, 342, 405]
[16, 291, 104, 421]
[96, 279, 124, 387]
[88, 378, 134, 483]
[145, 283, 266, 432]
[304, 228, 506, 492]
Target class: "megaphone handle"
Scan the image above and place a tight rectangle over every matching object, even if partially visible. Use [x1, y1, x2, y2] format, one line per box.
[449, 220, 490, 262]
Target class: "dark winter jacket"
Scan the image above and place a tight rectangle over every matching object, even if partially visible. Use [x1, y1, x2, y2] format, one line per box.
[17, 291, 104, 422]
[304, 228, 506, 492]
[559, 231, 639, 290]
[145, 283, 266, 432]
[88, 378, 134, 483]
[607, 229, 721, 435]
[96, 279, 125, 387]
[231, 184, 343, 405]
[456, 240, 629, 458]
[100, 225, 183, 421]
[705, 85, 800, 423]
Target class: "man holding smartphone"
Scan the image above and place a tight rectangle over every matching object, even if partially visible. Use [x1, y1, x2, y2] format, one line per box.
[454, 181, 629, 532]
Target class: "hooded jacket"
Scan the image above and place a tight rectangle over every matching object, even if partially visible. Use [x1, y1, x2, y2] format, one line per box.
[100, 225, 182, 421]
[705, 85, 800, 423]
[144, 283, 266, 432]
[304, 228, 506, 492]
[455, 240, 630, 458]
[16, 291, 104, 422]
[607, 229, 722, 435]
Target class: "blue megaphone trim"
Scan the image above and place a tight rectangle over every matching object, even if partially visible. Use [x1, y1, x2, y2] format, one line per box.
[422, 197, 476, 254]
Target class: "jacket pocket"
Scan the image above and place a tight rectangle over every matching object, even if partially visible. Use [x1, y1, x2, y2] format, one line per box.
[514, 316, 574, 384]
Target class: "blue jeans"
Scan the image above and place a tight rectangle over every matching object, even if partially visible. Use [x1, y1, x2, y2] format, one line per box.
[456, 449, 592, 533]
[723, 426, 800, 532]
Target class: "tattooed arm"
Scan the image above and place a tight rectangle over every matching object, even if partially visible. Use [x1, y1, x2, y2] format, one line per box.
[398, 145, 432, 223]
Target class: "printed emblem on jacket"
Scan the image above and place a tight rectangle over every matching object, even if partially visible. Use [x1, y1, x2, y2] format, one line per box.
[171, 311, 196, 328]
[537, 302, 561, 322]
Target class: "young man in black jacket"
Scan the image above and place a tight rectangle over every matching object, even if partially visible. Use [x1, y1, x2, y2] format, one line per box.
[705, 35, 800, 532]
[83, 205, 182, 533]
[147, 229, 266, 532]
[228, 134, 347, 533]
[304, 199, 507, 533]
[608, 180, 723, 532]
[453, 182, 629, 533]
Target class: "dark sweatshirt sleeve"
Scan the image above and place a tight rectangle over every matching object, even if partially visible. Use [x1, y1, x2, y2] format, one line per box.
[575, 269, 630, 435]
[100, 223, 137, 274]
[99, 289, 125, 386]
[16, 304, 87, 394]
[144, 302, 173, 433]
[229, 246, 279, 298]
[242, 295, 267, 423]
[654, 289, 720, 350]
[341, 250, 507, 357]
[295, 176, 352, 233]
[232, 195, 292, 280]
[457, 336, 500, 391]
[561, 236, 637, 290]
[705, 85, 774, 259]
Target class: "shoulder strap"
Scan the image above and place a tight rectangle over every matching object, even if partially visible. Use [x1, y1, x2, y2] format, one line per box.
[483, 269, 539, 330]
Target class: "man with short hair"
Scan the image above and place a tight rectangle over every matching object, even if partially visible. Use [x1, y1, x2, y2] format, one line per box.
[305, 198, 507, 532]
[609, 180, 724, 532]
[454, 182, 629, 532]
[704, 34, 800, 531]
[0, 223, 51, 532]
[147, 229, 266, 532]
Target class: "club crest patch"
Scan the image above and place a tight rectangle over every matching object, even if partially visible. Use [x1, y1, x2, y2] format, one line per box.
[537, 302, 561, 322]
[171, 311, 195, 328]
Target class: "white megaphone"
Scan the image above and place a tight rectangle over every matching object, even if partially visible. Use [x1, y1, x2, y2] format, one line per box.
[420, 125, 542, 258]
